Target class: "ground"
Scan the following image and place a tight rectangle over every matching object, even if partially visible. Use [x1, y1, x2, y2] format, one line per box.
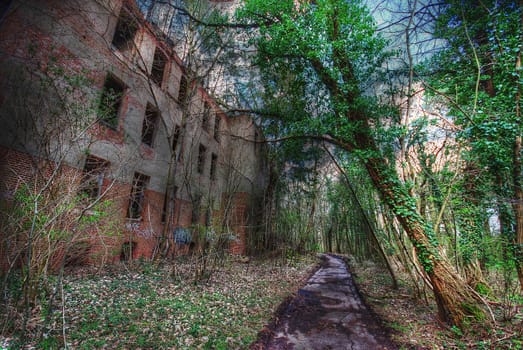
[1, 255, 317, 349]
[349, 258, 523, 349]
[251, 254, 397, 349]
[1, 253, 522, 349]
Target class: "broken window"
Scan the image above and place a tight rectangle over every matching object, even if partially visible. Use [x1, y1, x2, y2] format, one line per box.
[150, 47, 168, 87]
[210, 153, 217, 181]
[213, 116, 221, 142]
[80, 155, 109, 199]
[141, 103, 159, 147]
[127, 172, 149, 219]
[98, 74, 125, 130]
[178, 74, 188, 103]
[112, 7, 138, 51]
[197, 144, 206, 174]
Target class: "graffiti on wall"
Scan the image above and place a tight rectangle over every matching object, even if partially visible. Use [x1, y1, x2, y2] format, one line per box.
[125, 222, 155, 239]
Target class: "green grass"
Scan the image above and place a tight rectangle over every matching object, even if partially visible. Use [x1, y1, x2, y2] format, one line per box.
[4, 255, 316, 349]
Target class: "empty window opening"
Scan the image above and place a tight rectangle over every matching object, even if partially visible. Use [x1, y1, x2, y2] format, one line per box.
[98, 74, 125, 130]
[197, 144, 206, 174]
[127, 172, 149, 219]
[178, 74, 188, 103]
[141, 103, 159, 147]
[120, 241, 137, 261]
[112, 7, 138, 51]
[213, 116, 221, 141]
[210, 153, 217, 181]
[150, 47, 168, 86]
[171, 124, 181, 153]
[80, 155, 109, 199]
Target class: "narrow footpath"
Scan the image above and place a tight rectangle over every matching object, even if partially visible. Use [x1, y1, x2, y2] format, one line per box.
[251, 254, 398, 350]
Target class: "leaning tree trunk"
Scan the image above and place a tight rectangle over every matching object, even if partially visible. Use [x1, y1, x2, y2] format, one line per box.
[307, 13, 487, 324]
[363, 155, 486, 326]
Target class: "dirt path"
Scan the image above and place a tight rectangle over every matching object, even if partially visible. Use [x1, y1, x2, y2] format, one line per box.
[251, 254, 398, 350]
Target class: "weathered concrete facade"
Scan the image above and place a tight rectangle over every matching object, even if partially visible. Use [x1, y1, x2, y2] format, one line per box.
[0, 0, 266, 268]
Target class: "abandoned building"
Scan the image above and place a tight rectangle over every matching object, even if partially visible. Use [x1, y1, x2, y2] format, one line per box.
[0, 0, 267, 270]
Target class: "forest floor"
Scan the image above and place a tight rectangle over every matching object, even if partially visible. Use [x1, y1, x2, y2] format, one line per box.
[2, 253, 522, 349]
[348, 257, 523, 349]
[1, 254, 318, 349]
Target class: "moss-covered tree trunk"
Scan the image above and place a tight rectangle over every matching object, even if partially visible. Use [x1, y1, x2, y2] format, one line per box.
[311, 35, 486, 327]
[513, 19, 523, 290]
[362, 156, 484, 326]
[239, 0, 489, 327]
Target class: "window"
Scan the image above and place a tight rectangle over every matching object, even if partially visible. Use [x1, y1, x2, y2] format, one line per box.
[171, 124, 181, 153]
[112, 7, 138, 51]
[127, 172, 149, 219]
[98, 74, 125, 130]
[80, 155, 109, 199]
[141, 103, 159, 147]
[213, 116, 221, 141]
[202, 101, 211, 132]
[150, 47, 167, 87]
[178, 74, 188, 103]
[197, 144, 206, 174]
[210, 153, 217, 181]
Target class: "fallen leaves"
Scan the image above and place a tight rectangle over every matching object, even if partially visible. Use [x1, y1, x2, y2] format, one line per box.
[3, 255, 316, 349]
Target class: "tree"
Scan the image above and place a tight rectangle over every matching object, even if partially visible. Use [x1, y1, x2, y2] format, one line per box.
[421, 0, 523, 290]
[237, 0, 488, 327]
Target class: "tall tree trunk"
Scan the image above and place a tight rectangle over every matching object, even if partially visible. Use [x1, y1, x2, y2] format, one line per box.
[306, 3, 487, 325]
[513, 8, 523, 290]
[362, 155, 485, 326]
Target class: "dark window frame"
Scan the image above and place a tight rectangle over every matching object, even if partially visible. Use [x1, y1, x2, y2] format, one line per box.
[127, 172, 149, 220]
[210, 153, 217, 181]
[197, 144, 206, 174]
[112, 7, 139, 52]
[80, 155, 109, 200]
[150, 47, 168, 87]
[98, 74, 126, 130]
[141, 103, 159, 147]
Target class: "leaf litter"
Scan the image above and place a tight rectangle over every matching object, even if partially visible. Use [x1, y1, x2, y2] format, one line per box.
[4, 255, 316, 349]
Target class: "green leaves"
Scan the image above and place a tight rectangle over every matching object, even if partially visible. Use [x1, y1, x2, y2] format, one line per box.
[238, 0, 388, 141]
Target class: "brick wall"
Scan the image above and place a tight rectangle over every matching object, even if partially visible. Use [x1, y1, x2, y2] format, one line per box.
[0, 146, 39, 198]
[224, 192, 251, 255]
[0, 0, 266, 270]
